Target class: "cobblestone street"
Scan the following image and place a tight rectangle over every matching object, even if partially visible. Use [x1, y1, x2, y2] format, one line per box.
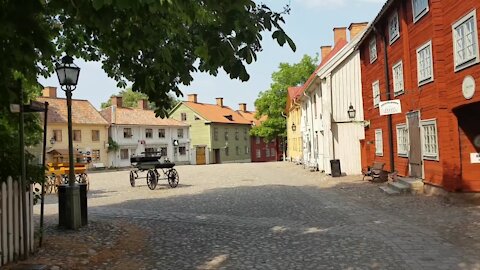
[11, 162, 480, 269]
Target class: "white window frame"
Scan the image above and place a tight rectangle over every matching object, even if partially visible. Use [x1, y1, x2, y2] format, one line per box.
[420, 119, 439, 160]
[372, 80, 380, 108]
[369, 37, 377, 63]
[392, 61, 405, 96]
[375, 129, 383, 156]
[256, 149, 261, 158]
[412, 0, 429, 23]
[389, 11, 400, 44]
[452, 10, 479, 72]
[416, 40, 434, 86]
[396, 124, 409, 157]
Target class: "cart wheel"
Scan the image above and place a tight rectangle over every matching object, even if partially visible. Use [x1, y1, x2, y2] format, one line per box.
[146, 170, 157, 190]
[129, 171, 136, 187]
[76, 173, 89, 192]
[167, 169, 179, 188]
[44, 176, 53, 194]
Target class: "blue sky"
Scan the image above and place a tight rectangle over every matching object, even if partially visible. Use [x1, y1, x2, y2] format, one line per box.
[38, 0, 385, 110]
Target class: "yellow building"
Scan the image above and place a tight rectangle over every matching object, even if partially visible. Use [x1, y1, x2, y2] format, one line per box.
[286, 86, 303, 163]
[37, 87, 109, 167]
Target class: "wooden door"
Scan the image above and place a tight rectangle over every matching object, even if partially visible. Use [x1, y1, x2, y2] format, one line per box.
[196, 146, 206, 165]
[407, 111, 422, 178]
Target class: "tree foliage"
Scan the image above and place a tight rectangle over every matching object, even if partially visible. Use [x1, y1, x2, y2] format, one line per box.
[100, 88, 179, 110]
[251, 54, 318, 140]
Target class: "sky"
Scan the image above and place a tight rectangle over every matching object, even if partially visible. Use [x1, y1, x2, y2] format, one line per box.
[38, 0, 385, 111]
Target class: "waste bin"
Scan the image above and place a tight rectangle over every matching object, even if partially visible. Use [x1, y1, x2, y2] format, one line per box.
[330, 159, 341, 177]
[57, 184, 67, 227]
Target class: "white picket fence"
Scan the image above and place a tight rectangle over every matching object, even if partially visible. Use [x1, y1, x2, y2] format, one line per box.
[0, 177, 35, 266]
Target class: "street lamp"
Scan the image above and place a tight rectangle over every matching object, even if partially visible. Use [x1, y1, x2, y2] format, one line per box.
[55, 55, 82, 229]
[291, 123, 296, 131]
[347, 103, 356, 120]
[50, 137, 56, 145]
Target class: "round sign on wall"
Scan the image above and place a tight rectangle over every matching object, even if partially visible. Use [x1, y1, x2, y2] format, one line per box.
[462, 75, 475, 99]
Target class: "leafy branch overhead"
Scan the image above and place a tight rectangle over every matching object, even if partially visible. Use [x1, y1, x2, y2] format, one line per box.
[28, 0, 296, 117]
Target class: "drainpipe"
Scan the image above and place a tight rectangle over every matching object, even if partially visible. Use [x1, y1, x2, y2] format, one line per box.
[329, 75, 336, 160]
[378, 27, 395, 172]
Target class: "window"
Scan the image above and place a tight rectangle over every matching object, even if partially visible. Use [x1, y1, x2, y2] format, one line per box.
[236, 146, 240, 155]
[145, 128, 153, 138]
[412, 0, 429, 22]
[120, 149, 129, 160]
[179, 146, 186, 155]
[158, 129, 165, 138]
[372, 80, 380, 107]
[271, 148, 276, 157]
[375, 129, 383, 156]
[416, 41, 434, 85]
[224, 129, 229, 141]
[313, 94, 317, 118]
[244, 128, 248, 140]
[256, 149, 261, 158]
[266, 148, 270, 157]
[392, 61, 404, 96]
[145, 147, 155, 153]
[225, 147, 229, 156]
[396, 124, 409, 157]
[421, 119, 439, 160]
[244, 146, 249, 154]
[91, 130, 100, 141]
[177, 129, 184, 138]
[369, 37, 377, 63]
[53, 129, 62, 142]
[214, 128, 218, 141]
[160, 147, 168, 157]
[194, 115, 200, 120]
[181, 113, 187, 121]
[452, 10, 479, 72]
[235, 129, 239, 140]
[92, 149, 100, 162]
[124, 128, 132, 138]
[73, 130, 81, 142]
[389, 11, 400, 44]
[256, 137, 260, 144]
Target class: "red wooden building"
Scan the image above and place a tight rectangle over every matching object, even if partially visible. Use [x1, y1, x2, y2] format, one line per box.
[358, 0, 480, 192]
[237, 104, 283, 162]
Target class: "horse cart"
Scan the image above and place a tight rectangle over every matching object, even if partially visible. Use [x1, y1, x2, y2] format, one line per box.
[129, 152, 179, 190]
[44, 163, 89, 194]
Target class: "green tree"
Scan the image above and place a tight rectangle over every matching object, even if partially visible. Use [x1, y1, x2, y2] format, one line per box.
[100, 88, 179, 110]
[251, 54, 318, 140]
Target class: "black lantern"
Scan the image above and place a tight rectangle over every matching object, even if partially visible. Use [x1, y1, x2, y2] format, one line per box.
[347, 103, 356, 120]
[55, 56, 80, 89]
[291, 123, 296, 131]
[50, 137, 56, 145]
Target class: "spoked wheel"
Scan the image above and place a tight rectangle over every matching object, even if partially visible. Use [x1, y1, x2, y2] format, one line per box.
[44, 176, 53, 194]
[146, 169, 158, 190]
[76, 173, 90, 192]
[129, 171, 136, 187]
[167, 168, 179, 188]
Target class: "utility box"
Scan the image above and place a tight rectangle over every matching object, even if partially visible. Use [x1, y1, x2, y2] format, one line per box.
[330, 159, 341, 177]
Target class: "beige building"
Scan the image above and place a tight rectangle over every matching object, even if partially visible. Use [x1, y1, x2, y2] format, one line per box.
[38, 87, 109, 167]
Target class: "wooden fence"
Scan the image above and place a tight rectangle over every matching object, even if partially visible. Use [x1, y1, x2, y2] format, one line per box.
[0, 177, 34, 266]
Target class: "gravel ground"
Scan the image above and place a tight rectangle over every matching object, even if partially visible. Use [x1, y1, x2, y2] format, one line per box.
[4, 162, 480, 270]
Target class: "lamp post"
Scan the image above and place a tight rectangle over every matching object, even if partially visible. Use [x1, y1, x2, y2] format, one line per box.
[347, 103, 356, 121]
[55, 55, 82, 229]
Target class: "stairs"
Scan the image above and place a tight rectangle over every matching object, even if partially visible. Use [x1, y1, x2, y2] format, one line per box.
[379, 177, 424, 195]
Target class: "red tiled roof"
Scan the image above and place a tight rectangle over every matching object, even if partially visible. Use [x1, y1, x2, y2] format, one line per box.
[182, 102, 251, 125]
[237, 110, 267, 126]
[100, 106, 188, 126]
[288, 86, 303, 100]
[37, 97, 108, 125]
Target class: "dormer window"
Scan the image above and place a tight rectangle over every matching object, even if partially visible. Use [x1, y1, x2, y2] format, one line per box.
[224, 115, 233, 121]
[389, 11, 400, 44]
[369, 37, 377, 63]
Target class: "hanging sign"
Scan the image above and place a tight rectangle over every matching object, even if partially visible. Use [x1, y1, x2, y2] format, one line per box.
[471, 153, 480, 164]
[379, 100, 402, 116]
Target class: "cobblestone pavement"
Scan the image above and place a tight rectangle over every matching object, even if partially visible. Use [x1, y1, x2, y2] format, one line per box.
[9, 162, 480, 269]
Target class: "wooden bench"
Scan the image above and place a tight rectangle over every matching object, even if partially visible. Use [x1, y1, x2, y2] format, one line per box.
[362, 162, 387, 182]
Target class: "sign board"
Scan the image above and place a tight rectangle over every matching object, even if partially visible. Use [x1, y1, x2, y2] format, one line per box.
[379, 100, 402, 116]
[471, 153, 480, 164]
[462, 75, 475, 99]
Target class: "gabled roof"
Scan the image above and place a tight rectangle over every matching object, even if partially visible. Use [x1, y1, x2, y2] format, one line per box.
[37, 97, 108, 125]
[237, 110, 267, 126]
[181, 101, 251, 125]
[100, 106, 188, 126]
[356, 0, 395, 49]
[288, 86, 303, 100]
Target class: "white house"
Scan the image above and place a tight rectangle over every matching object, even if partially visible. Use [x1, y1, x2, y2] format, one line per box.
[300, 23, 368, 175]
[100, 96, 191, 167]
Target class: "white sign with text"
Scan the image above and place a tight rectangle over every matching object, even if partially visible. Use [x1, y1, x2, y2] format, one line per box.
[471, 153, 480, 164]
[379, 100, 402, 116]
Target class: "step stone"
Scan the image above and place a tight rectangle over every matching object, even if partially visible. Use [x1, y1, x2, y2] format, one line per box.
[388, 181, 410, 193]
[397, 177, 424, 193]
[379, 185, 400, 195]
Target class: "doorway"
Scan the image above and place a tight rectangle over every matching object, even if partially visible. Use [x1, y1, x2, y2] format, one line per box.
[196, 146, 206, 165]
[213, 149, 221, 164]
[407, 111, 422, 178]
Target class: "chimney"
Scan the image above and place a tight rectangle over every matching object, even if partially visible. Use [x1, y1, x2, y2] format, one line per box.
[239, 103, 247, 112]
[348, 22, 369, 40]
[111, 96, 123, 108]
[321, 45, 332, 62]
[137, 99, 148, 110]
[333, 27, 347, 44]
[42, 87, 57, 98]
[216, 97, 224, 107]
[188, 94, 198, 103]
